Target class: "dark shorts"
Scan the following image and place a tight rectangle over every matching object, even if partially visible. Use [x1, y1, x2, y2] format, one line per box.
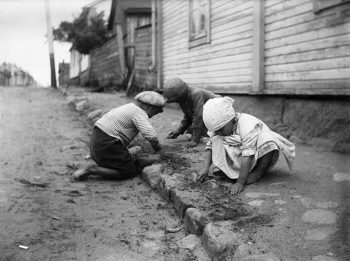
[90, 126, 137, 178]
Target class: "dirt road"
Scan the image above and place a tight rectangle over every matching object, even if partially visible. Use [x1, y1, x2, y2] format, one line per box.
[0, 87, 206, 261]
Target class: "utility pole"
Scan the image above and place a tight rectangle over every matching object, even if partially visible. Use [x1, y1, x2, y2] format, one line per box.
[44, 0, 57, 88]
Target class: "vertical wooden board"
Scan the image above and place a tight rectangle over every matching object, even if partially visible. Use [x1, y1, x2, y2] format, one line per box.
[252, 0, 265, 92]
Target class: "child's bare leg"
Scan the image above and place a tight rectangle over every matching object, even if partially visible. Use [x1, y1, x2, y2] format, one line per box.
[86, 166, 127, 180]
[71, 160, 97, 180]
[246, 151, 276, 184]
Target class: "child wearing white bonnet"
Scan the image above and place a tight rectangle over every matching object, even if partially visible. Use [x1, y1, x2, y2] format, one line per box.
[198, 96, 295, 194]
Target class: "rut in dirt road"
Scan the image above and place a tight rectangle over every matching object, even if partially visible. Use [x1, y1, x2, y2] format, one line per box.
[0, 87, 206, 261]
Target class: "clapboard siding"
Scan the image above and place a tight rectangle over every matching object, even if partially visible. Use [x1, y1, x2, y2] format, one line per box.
[264, 0, 350, 94]
[159, 0, 349, 95]
[161, 0, 253, 93]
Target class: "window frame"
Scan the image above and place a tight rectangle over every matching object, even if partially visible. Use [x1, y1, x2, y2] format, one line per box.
[188, 0, 211, 48]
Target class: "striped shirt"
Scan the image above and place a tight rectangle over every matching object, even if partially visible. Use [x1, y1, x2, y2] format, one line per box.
[95, 103, 157, 145]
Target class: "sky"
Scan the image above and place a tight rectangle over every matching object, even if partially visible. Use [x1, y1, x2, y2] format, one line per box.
[0, 0, 94, 86]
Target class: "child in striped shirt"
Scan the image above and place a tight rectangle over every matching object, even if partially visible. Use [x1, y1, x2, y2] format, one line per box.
[71, 91, 165, 181]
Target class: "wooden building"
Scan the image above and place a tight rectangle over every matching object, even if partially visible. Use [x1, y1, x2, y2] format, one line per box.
[108, 0, 152, 87]
[155, 0, 350, 96]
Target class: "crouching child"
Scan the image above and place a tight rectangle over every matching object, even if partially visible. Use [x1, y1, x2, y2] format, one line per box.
[71, 91, 165, 181]
[196, 97, 295, 194]
[163, 77, 220, 148]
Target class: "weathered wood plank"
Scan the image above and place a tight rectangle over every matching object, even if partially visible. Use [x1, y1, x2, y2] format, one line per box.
[265, 0, 306, 16]
[266, 57, 350, 73]
[163, 46, 252, 65]
[266, 22, 350, 49]
[266, 79, 350, 89]
[265, 7, 334, 33]
[163, 51, 252, 68]
[212, 22, 252, 39]
[212, 1, 252, 22]
[163, 0, 186, 15]
[265, 2, 313, 24]
[163, 37, 253, 60]
[266, 46, 350, 65]
[265, 79, 350, 95]
[166, 73, 251, 83]
[265, 0, 284, 9]
[265, 13, 346, 41]
[266, 68, 350, 81]
[265, 33, 350, 57]
[163, 63, 252, 76]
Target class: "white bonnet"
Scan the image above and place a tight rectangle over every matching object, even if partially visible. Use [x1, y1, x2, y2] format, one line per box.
[135, 91, 166, 107]
[203, 96, 236, 132]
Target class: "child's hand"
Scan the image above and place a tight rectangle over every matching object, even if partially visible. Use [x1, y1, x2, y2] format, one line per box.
[185, 141, 198, 149]
[148, 139, 162, 152]
[230, 182, 244, 194]
[166, 130, 180, 139]
[196, 168, 209, 182]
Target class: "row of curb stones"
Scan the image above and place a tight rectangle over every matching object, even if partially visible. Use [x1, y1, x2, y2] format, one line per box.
[62, 90, 283, 261]
[142, 164, 282, 261]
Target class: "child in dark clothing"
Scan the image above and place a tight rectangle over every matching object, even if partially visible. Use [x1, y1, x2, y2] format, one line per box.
[163, 77, 219, 148]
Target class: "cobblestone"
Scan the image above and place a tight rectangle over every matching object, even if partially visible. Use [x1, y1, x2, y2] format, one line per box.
[239, 253, 281, 261]
[310, 255, 339, 261]
[333, 172, 350, 182]
[301, 209, 337, 225]
[305, 227, 335, 240]
[202, 221, 242, 260]
[141, 164, 163, 189]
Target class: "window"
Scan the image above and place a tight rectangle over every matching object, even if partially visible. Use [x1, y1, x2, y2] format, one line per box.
[189, 0, 211, 48]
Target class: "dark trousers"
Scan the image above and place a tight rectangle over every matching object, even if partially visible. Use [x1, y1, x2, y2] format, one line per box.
[90, 127, 137, 178]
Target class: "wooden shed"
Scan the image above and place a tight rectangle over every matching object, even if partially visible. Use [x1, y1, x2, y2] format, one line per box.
[155, 0, 350, 95]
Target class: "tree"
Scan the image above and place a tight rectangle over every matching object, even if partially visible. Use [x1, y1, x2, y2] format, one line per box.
[53, 9, 110, 54]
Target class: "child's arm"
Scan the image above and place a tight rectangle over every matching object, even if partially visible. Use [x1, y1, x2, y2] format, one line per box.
[231, 155, 253, 194]
[147, 138, 162, 152]
[167, 114, 190, 139]
[196, 149, 212, 182]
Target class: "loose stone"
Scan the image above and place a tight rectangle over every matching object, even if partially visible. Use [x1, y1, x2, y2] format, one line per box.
[274, 200, 287, 205]
[300, 197, 313, 208]
[75, 100, 89, 111]
[202, 221, 241, 259]
[240, 253, 282, 261]
[302, 209, 337, 225]
[248, 200, 265, 207]
[178, 234, 200, 250]
[305, 228, 334, 240]
[245, 192, 280, 198]
[141, 164, 163, 189]
[310, 255, 339, 261]
[333, 172, 350, 182]
[315, 201, 338, 209]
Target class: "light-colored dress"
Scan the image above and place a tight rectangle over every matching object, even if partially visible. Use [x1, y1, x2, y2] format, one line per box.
[206, 113, 295, 179]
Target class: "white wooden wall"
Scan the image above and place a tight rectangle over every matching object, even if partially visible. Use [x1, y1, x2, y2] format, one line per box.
[161, 0, 254, 93]
[160, 0, 350, 95]
[264, 0, 350, 95]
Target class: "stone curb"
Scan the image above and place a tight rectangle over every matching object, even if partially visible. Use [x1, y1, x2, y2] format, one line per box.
[60, 89, 286, 261]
